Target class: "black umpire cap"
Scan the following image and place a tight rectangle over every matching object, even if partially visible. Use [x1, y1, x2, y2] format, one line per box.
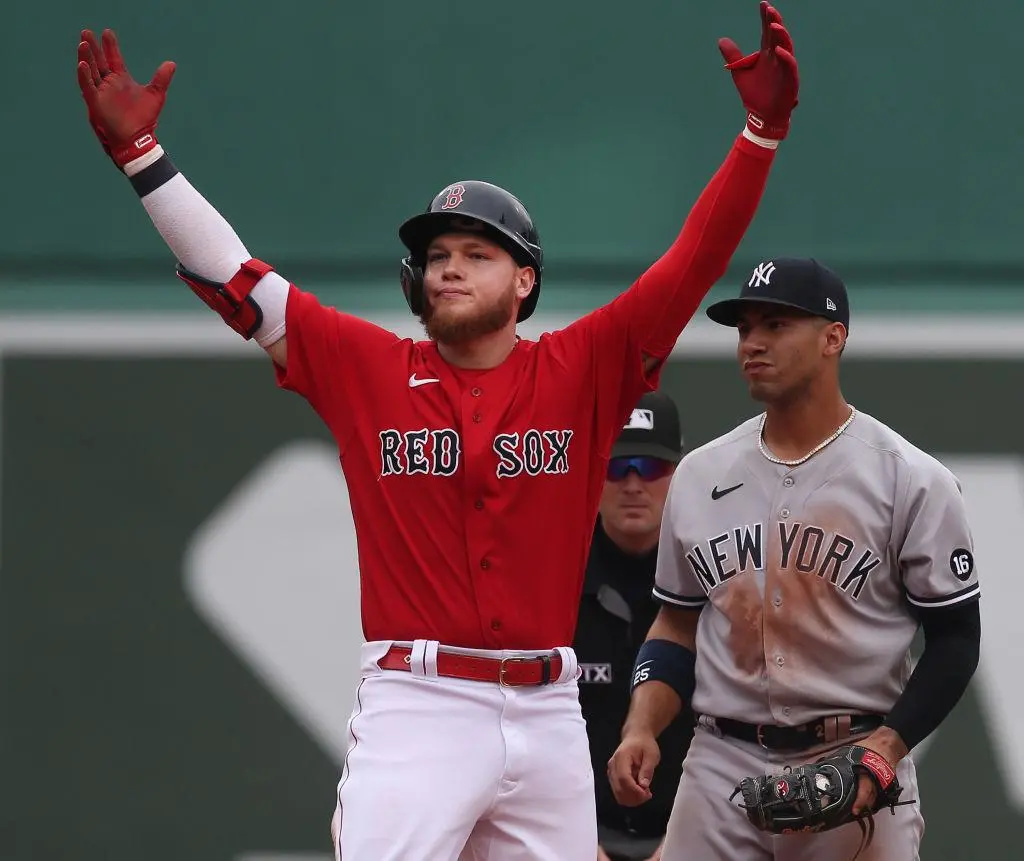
[611, 391, 684, 463]
[706, 258, 850, 329]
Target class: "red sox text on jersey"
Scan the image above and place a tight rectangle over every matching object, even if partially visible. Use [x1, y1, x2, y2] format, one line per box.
[379, 428, 573, 478]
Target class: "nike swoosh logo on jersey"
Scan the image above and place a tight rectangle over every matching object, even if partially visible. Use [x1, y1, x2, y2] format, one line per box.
[711, 482, 744, 500]
[408, 374, 441, 388]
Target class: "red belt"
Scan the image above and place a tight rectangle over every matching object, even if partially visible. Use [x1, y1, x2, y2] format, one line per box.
[378, 645, 562, 687]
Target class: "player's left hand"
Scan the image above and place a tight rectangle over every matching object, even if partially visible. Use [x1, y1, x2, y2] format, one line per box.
[852, 772, 878, 816]
[853, 728, 908, 815]
[718, 1, 799, 140]
[731, 742, 912, 838]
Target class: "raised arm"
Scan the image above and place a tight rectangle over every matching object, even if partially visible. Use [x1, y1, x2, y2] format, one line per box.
[550, 4, 800, 447]
[76, 29, 289, 368]
[632, 1, 800, 372]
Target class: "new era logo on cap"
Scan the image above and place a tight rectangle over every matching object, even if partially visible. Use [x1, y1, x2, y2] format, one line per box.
[624, 408, 655, 430]
[826, 298, 837, 311]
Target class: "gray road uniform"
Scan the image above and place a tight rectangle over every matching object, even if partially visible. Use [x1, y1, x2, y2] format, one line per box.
[652, 409, 979, 860]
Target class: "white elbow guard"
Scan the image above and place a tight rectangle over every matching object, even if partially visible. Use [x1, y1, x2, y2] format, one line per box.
[175, 259, 288, 346]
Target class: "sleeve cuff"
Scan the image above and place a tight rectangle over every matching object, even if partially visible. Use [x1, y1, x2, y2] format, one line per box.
[904, 582, 981, 609]
[653, 585, 708, 608]
[741, 126, 781, 149]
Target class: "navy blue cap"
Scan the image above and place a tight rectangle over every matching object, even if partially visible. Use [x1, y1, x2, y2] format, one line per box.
[707, 258, 850, 329]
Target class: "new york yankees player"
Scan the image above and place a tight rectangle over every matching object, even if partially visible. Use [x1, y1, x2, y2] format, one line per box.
[608, 258, 982, 859]
[75, 6, 798, 860]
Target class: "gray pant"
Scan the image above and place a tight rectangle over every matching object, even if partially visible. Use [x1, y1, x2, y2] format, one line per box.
[661, 724, 924, 860]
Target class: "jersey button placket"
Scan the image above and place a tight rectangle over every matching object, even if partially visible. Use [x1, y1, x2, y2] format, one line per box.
[778, 473, 794, 519]
[462, 384, 493, 641]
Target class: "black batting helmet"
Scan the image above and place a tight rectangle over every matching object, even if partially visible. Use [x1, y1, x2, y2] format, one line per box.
[398, 180, 544, 322]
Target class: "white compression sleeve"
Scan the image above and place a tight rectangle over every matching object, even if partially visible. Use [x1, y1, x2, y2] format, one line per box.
[129, 148, 288, 347]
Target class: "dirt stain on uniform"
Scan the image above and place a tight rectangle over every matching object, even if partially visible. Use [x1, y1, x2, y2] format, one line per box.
[768, 508, 861, 671]
[774, 561, 842, 646]
[718, 575, 765, 676]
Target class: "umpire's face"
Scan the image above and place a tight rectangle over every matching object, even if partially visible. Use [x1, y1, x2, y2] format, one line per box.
[599, 458, 674, 553]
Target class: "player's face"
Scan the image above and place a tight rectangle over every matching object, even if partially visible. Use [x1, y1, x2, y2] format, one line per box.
[735, 305, 841, 403]
[599, 457, 674, 552]
[420, 234, 535, 345]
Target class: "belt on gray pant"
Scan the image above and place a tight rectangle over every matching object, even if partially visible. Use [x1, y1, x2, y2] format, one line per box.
[707, 713, 885, 751]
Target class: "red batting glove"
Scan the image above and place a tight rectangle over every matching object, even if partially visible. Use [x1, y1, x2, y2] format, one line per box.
[718, 1, 799, 141]
[76, 28, 176, 170]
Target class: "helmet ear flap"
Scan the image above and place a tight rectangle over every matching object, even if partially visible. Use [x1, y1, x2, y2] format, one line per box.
[514, 241, 543, 322]
[400, 257, 425, 315]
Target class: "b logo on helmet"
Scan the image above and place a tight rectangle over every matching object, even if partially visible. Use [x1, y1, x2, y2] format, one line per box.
[441, 184, 465, 210]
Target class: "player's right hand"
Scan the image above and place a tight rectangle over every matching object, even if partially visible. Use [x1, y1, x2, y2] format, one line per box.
[76, 28, 176, 170]
[607, 731, 661, 807]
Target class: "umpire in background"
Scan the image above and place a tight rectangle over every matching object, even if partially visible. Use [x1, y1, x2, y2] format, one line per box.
[575, 391, 694, 861]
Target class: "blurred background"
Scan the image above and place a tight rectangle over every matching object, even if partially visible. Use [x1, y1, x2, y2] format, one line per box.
[2, 1, 1023, 859]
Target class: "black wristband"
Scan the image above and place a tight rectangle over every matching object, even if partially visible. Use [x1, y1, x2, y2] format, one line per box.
[631, 638, 697, 705]
[129, 153, 179, 197]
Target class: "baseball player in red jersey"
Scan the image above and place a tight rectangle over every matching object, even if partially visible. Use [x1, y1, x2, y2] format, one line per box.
[75, 5, 798, 859]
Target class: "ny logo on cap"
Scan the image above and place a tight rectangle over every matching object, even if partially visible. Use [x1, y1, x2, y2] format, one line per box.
[748, 261, 775, 288]
[624, 409, 655, 430]
[826, 298, 837, 311]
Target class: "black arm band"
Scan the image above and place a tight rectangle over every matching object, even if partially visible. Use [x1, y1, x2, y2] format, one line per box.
[884, 598, 981, 750]
[630, 638, 697, 705]
[129, 153, 180, 197]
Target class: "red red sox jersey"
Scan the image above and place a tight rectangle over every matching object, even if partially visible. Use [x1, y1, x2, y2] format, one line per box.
[274, 135, 775, 650]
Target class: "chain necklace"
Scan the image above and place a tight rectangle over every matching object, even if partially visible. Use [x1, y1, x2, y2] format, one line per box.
[757, 407, 857, 467]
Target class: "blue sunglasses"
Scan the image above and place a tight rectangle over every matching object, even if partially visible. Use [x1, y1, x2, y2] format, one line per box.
[607, 456, 674, 482]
